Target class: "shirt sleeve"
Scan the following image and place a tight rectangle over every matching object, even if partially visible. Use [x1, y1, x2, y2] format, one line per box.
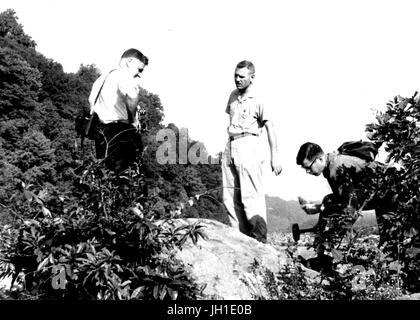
[256, 97, 273, 124]
[324, 169, 356, 212]
[88, 75, 105, 109]
[327, 157, 369, 208]
[225, 91, 236, 114]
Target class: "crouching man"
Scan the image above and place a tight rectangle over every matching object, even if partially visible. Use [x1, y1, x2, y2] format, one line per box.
[295, 142, 396, 261]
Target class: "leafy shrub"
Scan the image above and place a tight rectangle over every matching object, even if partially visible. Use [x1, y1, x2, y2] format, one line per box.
[0, 159, 206, 300]
[366, 93, 420, 292]
[264, 234, 405, 300]
[277, 93, 420, 294]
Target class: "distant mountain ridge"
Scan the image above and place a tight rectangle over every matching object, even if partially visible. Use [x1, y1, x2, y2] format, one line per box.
[266, 195, 378, 234]
[266, 195, 318, 233]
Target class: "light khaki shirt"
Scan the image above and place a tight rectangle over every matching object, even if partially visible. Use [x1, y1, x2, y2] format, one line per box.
[225, 85, 272, 136]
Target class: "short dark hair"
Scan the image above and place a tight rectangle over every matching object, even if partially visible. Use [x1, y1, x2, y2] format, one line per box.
[296, 142, 324, 165]
[121, 48, 149, 65]
[236, 60, 255, 74]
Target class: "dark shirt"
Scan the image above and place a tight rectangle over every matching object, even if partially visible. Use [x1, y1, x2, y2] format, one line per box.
[322, 152, 383, 208]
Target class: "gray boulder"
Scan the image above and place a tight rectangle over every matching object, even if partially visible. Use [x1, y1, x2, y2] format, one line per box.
[174, 218, 289, 299]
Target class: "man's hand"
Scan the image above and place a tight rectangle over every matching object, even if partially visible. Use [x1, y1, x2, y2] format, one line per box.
[132, 120, 141, 132]
[264, 121, 282, 176]
[133, 105, 141, 132]
[300, 202, 320, 215]
[298, 196, 308, 205]
[271, 156, 282, 176]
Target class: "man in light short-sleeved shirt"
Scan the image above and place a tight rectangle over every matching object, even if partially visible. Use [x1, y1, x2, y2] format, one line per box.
[89, 48, 148, 173]
[222, 60, 282, 243]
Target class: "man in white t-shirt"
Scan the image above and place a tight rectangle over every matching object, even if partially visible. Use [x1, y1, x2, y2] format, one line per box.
[222, 60, 283, 243]
[89, 48, 148, 173]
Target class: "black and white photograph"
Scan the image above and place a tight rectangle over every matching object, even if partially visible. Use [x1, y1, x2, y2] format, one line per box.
[0, 0, 419, 315]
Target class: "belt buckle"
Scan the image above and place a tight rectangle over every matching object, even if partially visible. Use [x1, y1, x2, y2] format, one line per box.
[230, 132, 245, 141]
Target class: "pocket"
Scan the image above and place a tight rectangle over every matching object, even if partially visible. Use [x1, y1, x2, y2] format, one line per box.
[238, 107, 250, 126]
[240, 107, 249, 118]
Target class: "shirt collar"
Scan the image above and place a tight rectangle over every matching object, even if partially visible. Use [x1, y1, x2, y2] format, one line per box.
[234, 84, 256, 101]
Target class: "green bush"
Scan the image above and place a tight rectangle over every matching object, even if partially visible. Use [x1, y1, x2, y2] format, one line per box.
[0, 159, 205, 300]
[264, 235, 405, 300]
[366, 93, 420, 292]
[272, 93, 420, 295]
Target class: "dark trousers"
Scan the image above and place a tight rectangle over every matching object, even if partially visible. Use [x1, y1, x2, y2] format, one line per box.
[94, 122, 142, 174]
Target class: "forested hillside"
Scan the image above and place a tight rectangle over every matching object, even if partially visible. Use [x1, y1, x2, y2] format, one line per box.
[0, 9, 228, 225]
[0, 9, 231, 300]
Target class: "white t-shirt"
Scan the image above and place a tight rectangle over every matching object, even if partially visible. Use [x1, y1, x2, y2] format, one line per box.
[89, 68, 141, 124]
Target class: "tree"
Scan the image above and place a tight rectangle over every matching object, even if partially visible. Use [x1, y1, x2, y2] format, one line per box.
[0, 47, 42, 118]
[11, 130, 56, 183]
[366, 93, 420, 292]
[0, 9, 36, 48]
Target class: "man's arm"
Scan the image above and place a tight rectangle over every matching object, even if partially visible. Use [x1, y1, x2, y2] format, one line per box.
[298, 196, 323, 214]
[128, 105, 141, 129]
[88, 76, 103, 114]
[120, 75, 142, 127]
[264, 120, 282, 176]
[301, 203, 323, 214]
[327, 163, 364, 209]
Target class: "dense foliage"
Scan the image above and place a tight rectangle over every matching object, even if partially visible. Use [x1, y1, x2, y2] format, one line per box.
[265, 93, 420, 297]
[263, 233, 405, 300]
[270, 93, 420, 295]
[0, 9, 227, 226]
[0, 9, 226, 299]
[0, 161, 206, 299]
[366, 93, 420, 291]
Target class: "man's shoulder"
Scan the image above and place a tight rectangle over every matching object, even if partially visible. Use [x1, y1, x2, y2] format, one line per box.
[106, 68, 124, 82]
[228, 89, 239, 99]
[92, 69, 119, 86]
[105, 68, 136, 92]
[92, 73, 106, 85]
[327, 153, 368, 173]
[248, 87, 267, 109]
[90, 72, 109, 101]
[247, 84, 262, 97]
[227, 86, 264, 104]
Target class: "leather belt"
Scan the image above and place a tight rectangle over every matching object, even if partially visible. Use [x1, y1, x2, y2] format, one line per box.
[229, 132, 257, 141]
[104, 119, 130, 124]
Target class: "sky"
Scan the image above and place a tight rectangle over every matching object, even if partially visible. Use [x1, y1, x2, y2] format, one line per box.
[1, 0, 420, 201]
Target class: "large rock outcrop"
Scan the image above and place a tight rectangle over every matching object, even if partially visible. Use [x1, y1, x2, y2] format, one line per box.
[174, 218, 289, 299]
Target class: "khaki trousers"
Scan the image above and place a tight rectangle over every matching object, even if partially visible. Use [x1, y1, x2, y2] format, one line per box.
[221, 135, 267, 243]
